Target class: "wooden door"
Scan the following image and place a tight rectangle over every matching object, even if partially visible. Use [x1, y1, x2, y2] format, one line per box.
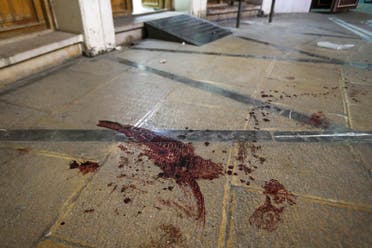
[142, 0, 172, 9]
[331, 0, 359, 12]
[111, 0, 133, 16]
[0, 0, 52, 39]
[311, 0, 334, 8]
[311, 0, 359, 11]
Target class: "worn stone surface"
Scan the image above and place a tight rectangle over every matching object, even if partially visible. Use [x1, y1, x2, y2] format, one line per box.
[231, 142, 372, 204]
[50, 142, 228, 248]
[37, 240, 74, 248]
[230, 188, 372, 248]
[0, 11, 371, 248]
[0, 151, 89, 248]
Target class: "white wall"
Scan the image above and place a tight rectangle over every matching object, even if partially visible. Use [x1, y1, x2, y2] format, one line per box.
[174, 0, 191, 12]
[52, 0, 83, 33]
[52, 0, 116, 56]
[262, 0, 312, 14]
[191, 0, 207, 17]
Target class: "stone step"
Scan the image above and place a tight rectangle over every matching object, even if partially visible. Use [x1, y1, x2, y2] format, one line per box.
[0, 31, 83, 87]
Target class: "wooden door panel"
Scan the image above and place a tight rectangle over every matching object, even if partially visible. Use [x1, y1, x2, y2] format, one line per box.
[331, 0, 359, 12]
[312, 0, 359, 10]
[336, 0, 359, 7]
[111, 0, 133, 16]
[0, 0, 50, 39]
[142, 0, 172, 9]
[142, 0, 161, 7]
[311, 0, 333, 8]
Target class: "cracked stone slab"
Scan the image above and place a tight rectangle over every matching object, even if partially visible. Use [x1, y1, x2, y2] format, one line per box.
[50, 142, 229, 248]
[229, 142, 372, 205]
[0, 153, 89, 248]
[229, 188, 372, 248]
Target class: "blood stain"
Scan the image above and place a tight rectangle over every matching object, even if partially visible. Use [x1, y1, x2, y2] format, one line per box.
[124, 197, 132, 204]
[249, 196, 283, 232]
[249, 179, 296, 232]
[309, 111, 330, 129]
[238, 164, 252, 174]
[69, 160, 99, 174]
[143, 224, 186, 248]
[263, 179, 296, 205]
[285, 76, 295, 80]
[204, 142, 210, 146]
[97, 120, 223, 224]
[84, 209, 95, 213]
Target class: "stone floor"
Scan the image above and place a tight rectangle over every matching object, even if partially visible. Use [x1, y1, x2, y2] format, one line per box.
[0, 11, 371, 248]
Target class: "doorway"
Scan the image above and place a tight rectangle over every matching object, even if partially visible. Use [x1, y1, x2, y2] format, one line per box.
[111, 0, 173, 17]
[0, 0, 54, 39]
[311, 0, 360, 12]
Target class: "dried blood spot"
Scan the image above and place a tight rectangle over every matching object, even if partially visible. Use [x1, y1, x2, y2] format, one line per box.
[250, 179, 296, 232]
[238, 164, 252, 174]
[309, 111, 330, 129]
[69, 160, 99, 174]
[84, 209, 95, 213]
[263, 179, 296, 205]
[204, 142, 210, 146]
[285, 76, 295, 80]
[124, 197, 132, 204]
[249, 196, 283, 232]
[97, 120, 223, 224]
[144, 224, 186, 248]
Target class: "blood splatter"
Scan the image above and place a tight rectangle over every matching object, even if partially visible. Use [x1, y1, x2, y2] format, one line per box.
[69, 160, 99, 174]
[97, 120, 223, 224]
[263, 179, 296, 205]
[142, 224, 187, 248]
[235, 142, 266, 183]
[158, 198, 194, 219]
[250, 179, 296, 231]
[309, 111, 330, 129]
[238, 164, 252, 174]
[124, 197, 132, 204]
[249, 196, 283, 232]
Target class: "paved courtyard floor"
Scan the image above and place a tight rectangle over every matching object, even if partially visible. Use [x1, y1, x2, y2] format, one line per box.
[0, 11, 371, 248]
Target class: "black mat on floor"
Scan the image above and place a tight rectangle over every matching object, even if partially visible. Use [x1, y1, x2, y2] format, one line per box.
[144, 14, 232, 46]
